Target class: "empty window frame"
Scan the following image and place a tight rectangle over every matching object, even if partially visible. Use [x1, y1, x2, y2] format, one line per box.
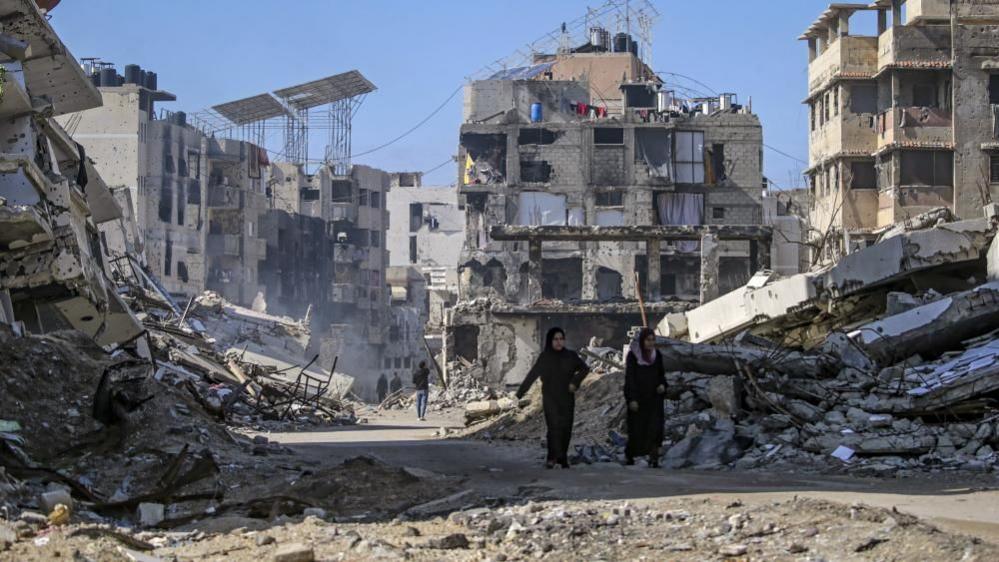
[595, 191, 623, 206]
[409, 203, 423, 232]
[674, 131, 705, 184]
[900, 150, 953, 186]
[990, 153, 999, 183]
[712, 207, 725, 219]
[518, 128, 558, 145]
[332, 180, 352, 201]
[912, 83, 938, 108]
[359, 189, 368, 206]
[409, 235, 418, 263]
[369, 191, 381, 209]
[850, 83, 878, 114]
[301, 188, 320, 201]
[594, 128, 624, 145]
[990, 75, 999, 105]
[833, 86, 839, 116]
[370, 230, 380, 247]
[850, 160, 877, 189]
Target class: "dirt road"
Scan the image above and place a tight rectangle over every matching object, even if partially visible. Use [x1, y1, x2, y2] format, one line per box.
[268, 407, 999, 545]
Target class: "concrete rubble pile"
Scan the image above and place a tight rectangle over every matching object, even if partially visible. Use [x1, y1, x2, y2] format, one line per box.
[469, 208, 999, 475]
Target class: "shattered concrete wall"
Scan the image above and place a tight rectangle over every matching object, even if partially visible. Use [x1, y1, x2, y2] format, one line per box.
[0, 1, 142, 346]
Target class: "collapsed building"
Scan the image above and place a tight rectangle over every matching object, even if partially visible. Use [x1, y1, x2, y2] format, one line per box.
[802, 0, 999, 259]
[445, 41, 804, 387]
[60, 66, 403, 398]
[0, 1, 142, 345]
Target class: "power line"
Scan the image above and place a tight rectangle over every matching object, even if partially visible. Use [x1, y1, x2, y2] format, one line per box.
[422, 157, 455, 176]
[351, 84, 463, 158]
[764, 143, 807, 166]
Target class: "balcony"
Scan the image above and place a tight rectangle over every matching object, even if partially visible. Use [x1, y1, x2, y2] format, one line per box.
[876, 106, 952, 150]
[205, 234, 240, 256]
[808, 113, 878, 164]
[330, 202, 357, 222]
[333, 243, 358, 264]
[807, 36, 878, 96]
[877, 25, 952, 72]
[331, 283, 355, 304]
[206, 185, 240, 209]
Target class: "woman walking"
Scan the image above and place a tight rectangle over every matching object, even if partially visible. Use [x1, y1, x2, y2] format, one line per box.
[516, 327, 590, 469]
[624, 328, 666, 467]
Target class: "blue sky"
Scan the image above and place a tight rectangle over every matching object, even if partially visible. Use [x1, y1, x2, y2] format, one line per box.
[49, 1, 878, 189]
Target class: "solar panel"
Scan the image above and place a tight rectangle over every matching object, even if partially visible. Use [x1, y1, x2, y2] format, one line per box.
[212, 93, 290, 125]
[272, 70, 376, 111]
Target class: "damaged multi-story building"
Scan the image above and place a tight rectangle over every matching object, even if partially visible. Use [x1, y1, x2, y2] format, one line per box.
[60, 66, 270, 305]
[62, 65, 403, 398]
[0, 0, 142, 345]
[802, 0, 999, 258]
[385, 171, 465, 354]
[446, 34, 784, 387]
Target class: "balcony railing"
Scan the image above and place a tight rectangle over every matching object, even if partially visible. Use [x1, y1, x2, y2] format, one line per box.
[876, 106, 952, 147]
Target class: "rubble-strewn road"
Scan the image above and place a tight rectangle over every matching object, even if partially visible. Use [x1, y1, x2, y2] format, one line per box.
[273, 409, 999, 544]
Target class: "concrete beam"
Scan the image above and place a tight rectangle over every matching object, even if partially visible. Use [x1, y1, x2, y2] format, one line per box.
[489, 225, 773, 242]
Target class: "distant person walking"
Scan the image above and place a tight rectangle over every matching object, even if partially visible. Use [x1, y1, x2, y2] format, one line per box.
[376, 373, 388, 404]
[516, 327, 590, 469]
[624, 328, 666, 468]
[412, 360, 431, 420]
[390, 373, 403, 395]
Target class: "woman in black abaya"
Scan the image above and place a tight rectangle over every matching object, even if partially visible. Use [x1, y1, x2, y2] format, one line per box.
[516, 327, 590, 469]
[624, 327, 666, 467]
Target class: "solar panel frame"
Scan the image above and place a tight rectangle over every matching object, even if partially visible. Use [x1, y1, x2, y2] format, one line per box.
[272, 70, 376, 111]
[212, 93, 290, 125]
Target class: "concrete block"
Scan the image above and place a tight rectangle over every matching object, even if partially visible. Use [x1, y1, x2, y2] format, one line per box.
[137, 502, 165, 527]
[38, 489, 73, 514]
[273, 543, 315, 562]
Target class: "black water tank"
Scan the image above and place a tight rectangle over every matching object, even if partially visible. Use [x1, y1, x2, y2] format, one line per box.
[123, 64, 140, 84]
[99, 68, 116, 87]
[613, 32, 629, 53]
[145, 71, 157, 91]
[629, 40, 638, 57]
[139, 70, 147, 88]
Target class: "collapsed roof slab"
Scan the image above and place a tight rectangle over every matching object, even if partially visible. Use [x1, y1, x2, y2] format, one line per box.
[0, 0, 102, 115]
[823, 218, 993, 299]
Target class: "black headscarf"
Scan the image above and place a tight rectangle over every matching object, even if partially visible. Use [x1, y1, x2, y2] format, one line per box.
[544, 327, 565, 352]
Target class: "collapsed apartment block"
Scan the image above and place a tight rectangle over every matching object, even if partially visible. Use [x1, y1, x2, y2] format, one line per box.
[386, 171, 465, 352]
[0, 0, 142, 345]
[802, 0, 999, 259]
[445, 42, 801, 387]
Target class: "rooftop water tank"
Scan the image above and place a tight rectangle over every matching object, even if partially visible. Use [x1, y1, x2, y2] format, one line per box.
[123, 64, 141, 85]
[145, 71, 157, 91]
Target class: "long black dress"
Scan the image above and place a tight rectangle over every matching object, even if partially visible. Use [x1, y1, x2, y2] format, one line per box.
[624, 349, 666, 460]
[516, 347, 590, 464]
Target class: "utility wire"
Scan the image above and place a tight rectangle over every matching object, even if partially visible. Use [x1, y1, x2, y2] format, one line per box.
[764, 143, 807, 166]
[422, 157, 455, 176]
[351, 84, 464, 158]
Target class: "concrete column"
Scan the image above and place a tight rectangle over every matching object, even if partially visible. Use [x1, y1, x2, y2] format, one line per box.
[891, 70, 901, 108]
[699, 234, 720, 305]
[808, 38, 817, 62]
[526, 239, 543, 303]
[580, 247, 597, 301]
[816, 36, 826, 55]
[758, 237, 772, 272]
[892, 0, 902, 27]
[878, 9, 888, 34]
[646, 238, 661, 301]
[838, 11, 850, 37]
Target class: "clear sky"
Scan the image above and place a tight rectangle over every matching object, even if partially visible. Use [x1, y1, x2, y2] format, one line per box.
[48, 0, 875, 189]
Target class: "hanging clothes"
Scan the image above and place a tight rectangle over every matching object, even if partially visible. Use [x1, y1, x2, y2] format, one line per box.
[656, 193, 704, 253]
